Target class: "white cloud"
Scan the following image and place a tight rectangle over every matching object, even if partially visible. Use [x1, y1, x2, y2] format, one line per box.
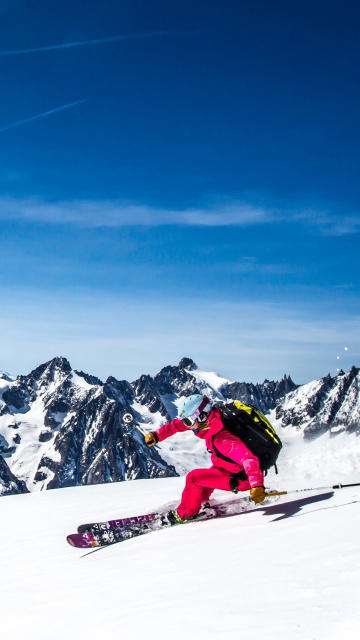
[318, 216, 360, 236]
[1, 195, 358, 234]
[212, 256, 297, 275]
[0, 196, 275, 228]
[293, 208, 360, 235]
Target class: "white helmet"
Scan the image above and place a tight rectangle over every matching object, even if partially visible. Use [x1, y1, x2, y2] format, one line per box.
[177, 394, 212, 426]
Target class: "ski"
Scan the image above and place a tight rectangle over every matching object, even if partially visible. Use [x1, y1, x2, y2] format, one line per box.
[67, 492, 281, 549]
[76, 510, 161, 534]
[67, 522, 152, 548]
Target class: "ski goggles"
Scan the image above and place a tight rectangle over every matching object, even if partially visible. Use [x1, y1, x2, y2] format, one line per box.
[182, 400, 211, 427]
[182, 413, 208, 428]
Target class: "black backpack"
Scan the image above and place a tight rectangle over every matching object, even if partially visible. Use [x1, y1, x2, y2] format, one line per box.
[213, 401, 282, 481]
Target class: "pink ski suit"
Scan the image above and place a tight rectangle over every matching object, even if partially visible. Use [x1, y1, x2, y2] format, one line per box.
[156, 407, 264, 519]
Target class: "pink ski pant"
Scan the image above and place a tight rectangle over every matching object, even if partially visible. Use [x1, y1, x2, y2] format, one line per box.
[177, 466, 250, 519]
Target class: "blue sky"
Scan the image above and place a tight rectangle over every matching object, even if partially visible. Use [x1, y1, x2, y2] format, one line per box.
[0, 0, 359, 384]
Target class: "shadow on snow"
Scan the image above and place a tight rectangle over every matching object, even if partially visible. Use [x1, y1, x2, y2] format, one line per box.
[254, 492, 336, 522]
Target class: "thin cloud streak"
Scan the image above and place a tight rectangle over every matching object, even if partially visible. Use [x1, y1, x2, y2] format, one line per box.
[1, 196, 358, 234]
[0, 197, 275, 228]
[0, 31, 180, 57]
[0, 100, 87, 134]
[293, 209, 360, 236]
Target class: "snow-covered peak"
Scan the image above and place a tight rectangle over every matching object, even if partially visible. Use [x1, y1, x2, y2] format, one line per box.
[69, 371, 100, 391]
[1, 355, 359, 497]
[188, 367, 230, 398]
[0, 357, 105, 490]
[28, 356, 72, 387]
[275, 366, 360, 439]
[177, 357, 197, 370]
[0, 370, 15, 383]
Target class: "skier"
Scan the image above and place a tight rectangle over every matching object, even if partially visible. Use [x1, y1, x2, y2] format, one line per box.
[145, 394, 266, 523]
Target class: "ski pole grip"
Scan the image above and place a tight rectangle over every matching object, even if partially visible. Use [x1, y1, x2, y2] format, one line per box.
[332, 483, 360, 489]
[264, 491, 288, 497]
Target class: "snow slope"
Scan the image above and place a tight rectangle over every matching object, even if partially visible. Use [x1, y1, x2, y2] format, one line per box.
[1, 361, 360, 639]
[1, 468, 359, 639]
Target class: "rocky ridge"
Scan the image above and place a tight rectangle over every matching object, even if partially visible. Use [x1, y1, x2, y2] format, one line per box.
[0, 357, 175, 494]
[275, 366, 360, 439]
[0, 356, 359, 495]
[0, 456, 28, 496]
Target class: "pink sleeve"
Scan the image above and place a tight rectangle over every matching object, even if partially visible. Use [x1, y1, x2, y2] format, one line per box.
[156, 418, 188, 442]
[215, 431, 264, 487]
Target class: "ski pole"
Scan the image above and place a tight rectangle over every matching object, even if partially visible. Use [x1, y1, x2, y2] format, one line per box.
[133, 423, 146, 436]
[262, 482, 360, 500]
[123, 412, 144, 434]
[122, 413, 158, 445]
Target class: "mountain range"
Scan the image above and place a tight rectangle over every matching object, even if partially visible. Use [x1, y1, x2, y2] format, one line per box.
[0, 357, 359, 496]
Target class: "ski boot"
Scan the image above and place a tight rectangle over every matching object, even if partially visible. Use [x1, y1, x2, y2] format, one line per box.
[161, 509, 187, 526]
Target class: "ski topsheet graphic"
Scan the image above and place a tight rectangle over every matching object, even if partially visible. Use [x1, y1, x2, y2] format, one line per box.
[77, 510, 159, 534]
[67, 493, 281, 549]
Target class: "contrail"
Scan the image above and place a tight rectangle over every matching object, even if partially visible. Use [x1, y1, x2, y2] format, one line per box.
[0, 99, 87, 133]
[0, 31, 174, 56]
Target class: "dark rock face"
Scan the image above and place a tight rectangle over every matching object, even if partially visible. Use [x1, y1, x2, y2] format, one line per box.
[223, 375, 297, 415]
[39, 431, 53, 443]
[37, 389, 172, 489]
[2, 387, 29, 411]
[0, 456, 28, 496]
[0, 432, 15, 455]
[131, 359, 205, 421]
[0, 356, 178, 493]
[132, 374, 168, 417]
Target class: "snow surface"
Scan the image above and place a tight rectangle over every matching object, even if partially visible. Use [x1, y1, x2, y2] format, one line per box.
[0, 395, 50, 486]
[1, 454, 360, 639]
[69, 370, 98, 391]
[269, 409, 360, 488]
[1, 362, 360, 638]
[189, 367, 230, 397]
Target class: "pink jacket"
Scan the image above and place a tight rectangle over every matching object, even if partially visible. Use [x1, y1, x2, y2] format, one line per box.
[156, 408, 264, 488]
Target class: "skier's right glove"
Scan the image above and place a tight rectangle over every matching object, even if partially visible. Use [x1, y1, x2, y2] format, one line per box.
[250, 486, 266, 504]
[145, 432, 159, 447]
